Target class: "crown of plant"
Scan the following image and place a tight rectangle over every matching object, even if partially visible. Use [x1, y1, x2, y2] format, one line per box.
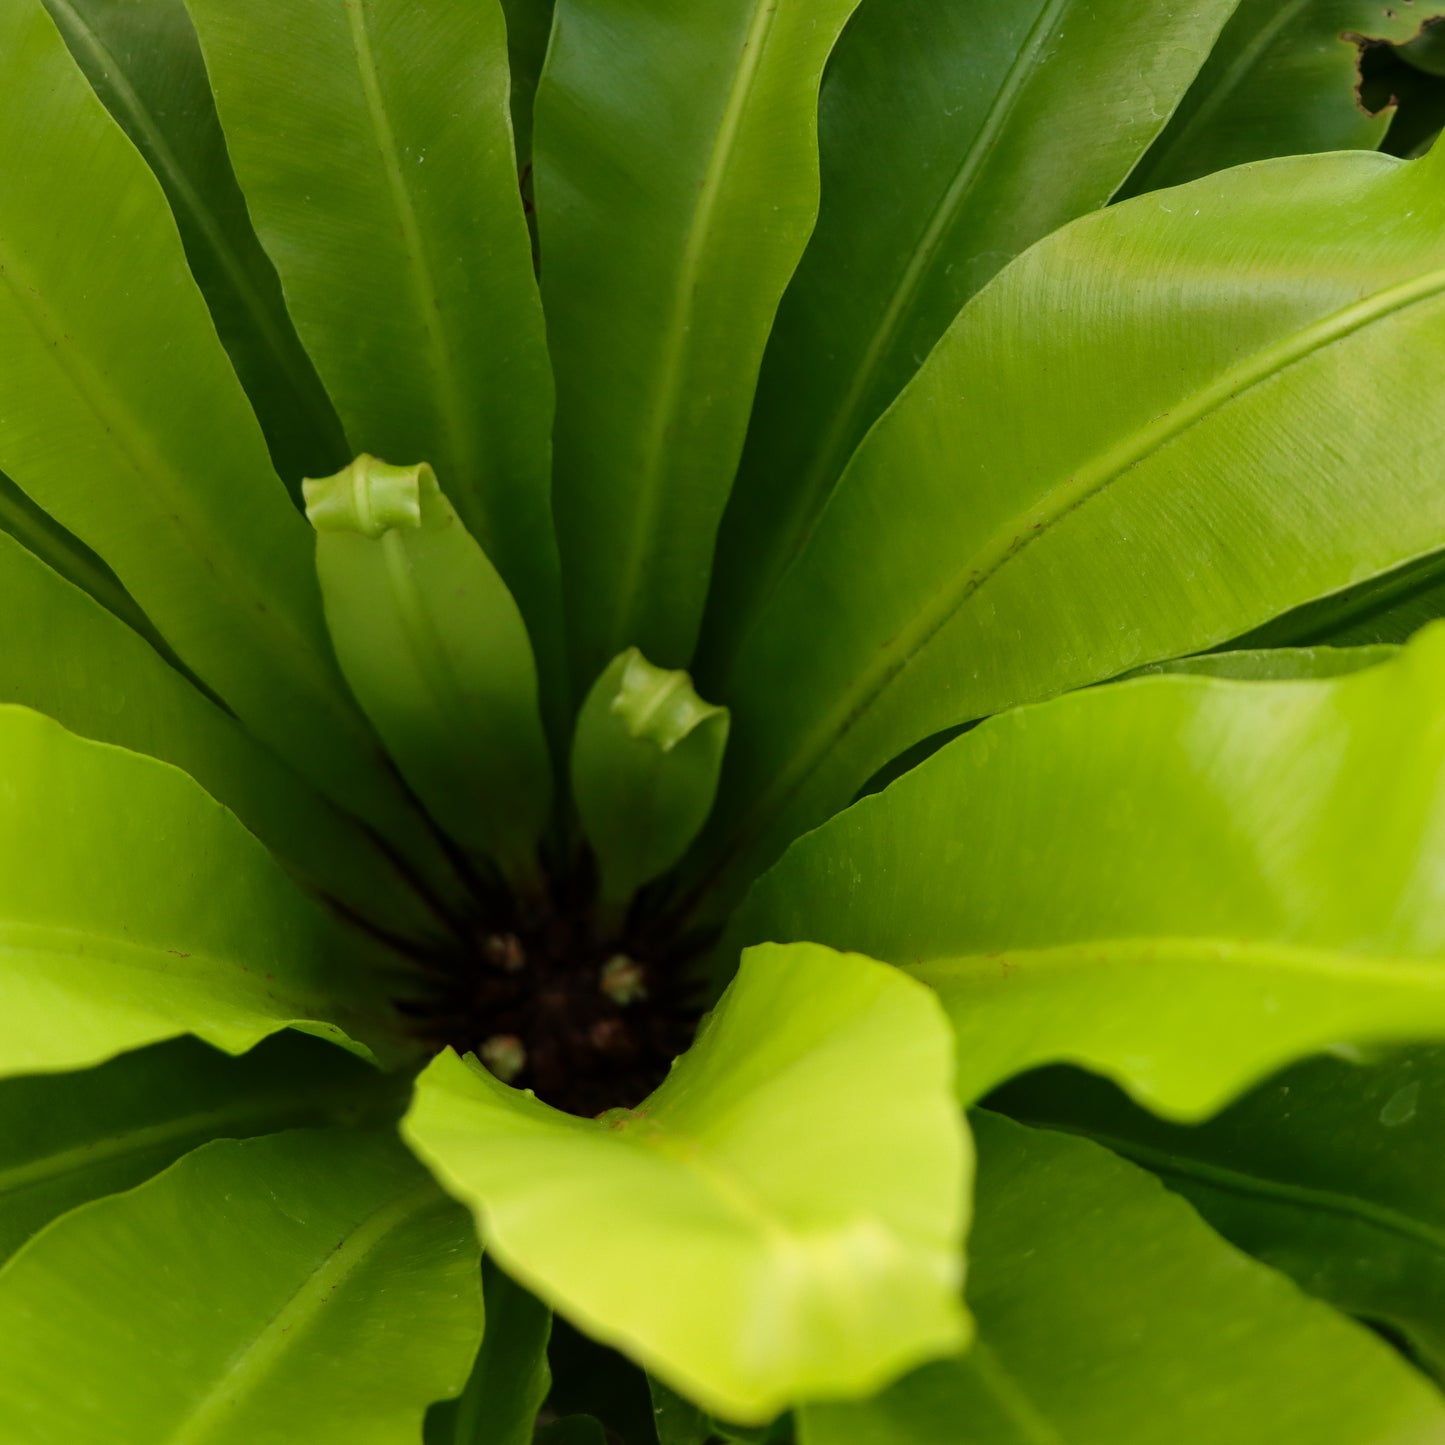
[3, 0, 1445, 1440]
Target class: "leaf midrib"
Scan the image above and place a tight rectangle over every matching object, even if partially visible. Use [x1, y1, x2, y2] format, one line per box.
[162, 1185, 441, 1445]
[344, 0, 481, 493]
[1043, 1123, 1445, 1265]
[605, 0, 783, 655]
[0, 1083, 358, 1200]
[719, 256, 1445, 884]
[793, 0, 1073, 543]
[964, 1339, 1067, 1445]
[44, 0, 338, 444]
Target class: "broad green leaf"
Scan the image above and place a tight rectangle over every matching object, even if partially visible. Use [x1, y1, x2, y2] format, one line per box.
[0, 1, 448, 872]
[0, 704, 397, 1076]
[572, 649, 730, 910]
[186, 0, 563, 698]
[729, 627, 1445, 1119]
[703, 0, 1239, 671]
[0, 1032, 400, 1268]
[1127, 643, 1399, 682]
[403, 944, 967, 1423]
[536, 0, 864, 682]
[0, 527, 438, 937]
[801, 1113, 1445, 1445]
[996, 1048, 1445, 1383]
[0, 1128, 482, 1443]
[697, 145, 1445, 904]
[41, 0, 348, 489]
[306, 457, 552, 884]
[1123, 0, 1445, 197]
[427, 1260, 553, 1445]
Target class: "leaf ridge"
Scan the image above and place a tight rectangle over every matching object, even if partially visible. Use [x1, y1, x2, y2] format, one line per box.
[964, 1340, 1068, 1445]
[342, 0, 481, 489]
[790, 0, 1073, 536]
[607, 0, 783, 655]
[1064, 1125, 1445, 1262]
[722, 256, 1445, 878]
[43, 0, 340, 449]
[162, 1184, 442, 1445]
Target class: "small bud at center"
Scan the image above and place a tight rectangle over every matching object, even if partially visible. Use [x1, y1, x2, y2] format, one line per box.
[600, 954, 648, 1006]
[479, 1034, 527, 1083]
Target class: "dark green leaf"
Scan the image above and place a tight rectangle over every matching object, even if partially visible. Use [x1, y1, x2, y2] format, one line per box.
[801, 1113, 1445, 1445]
[728, 627, 1445, 1118]
[0, 0, 444, 866]
[1122, 0, 1445, 197]
[0, 1032, 400, 1268]
[536, 0, 865, 681]
[703, 0, 1239, 672]
[403, 945, 967, 1423]
[1126, 643, 1398, 682]
[996, 1048, 1445, 1383]
[427, 1260, 553, 1445]
[0, 1128, 482, 1443]
[42, 0, 348, 488]
[186, 0, 563, 698]
[698, 145, 1445, 903]
[500, 0, 555, 168]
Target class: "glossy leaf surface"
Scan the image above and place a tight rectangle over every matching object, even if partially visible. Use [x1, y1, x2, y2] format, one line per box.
[1128, 643, 1398, 682]
[0, 705, 392, 1075]
[0, 1129, 482, 1444]
[426, 1260, 553, 1445]
[404, 944, 967, 1422]
[0, 528, 435, 935]
[1124, 0, 1445, 197]
[701, 146, 1445, 901]
[307, 457, 552, 881]
[730, 629, 1445, 1118]
[572, 649, 730, 906]
[0, 0, 427, 850]
[705, 0, 1239, 666]
[997, 1048, 1445, 1382]
[801, 1113, 1445, 1445]
[42, 0, 348, 488]
[187, 0, 562, 684]
[0, 1033, 399, 1268]
[537, 0, 864, 680]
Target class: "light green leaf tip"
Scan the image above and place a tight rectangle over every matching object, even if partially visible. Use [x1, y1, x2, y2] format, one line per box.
[402, 942, 969, 1424]
[572, 648, 730, 908]
[304, 453, 552, 882]
[303, 453, 425, 539]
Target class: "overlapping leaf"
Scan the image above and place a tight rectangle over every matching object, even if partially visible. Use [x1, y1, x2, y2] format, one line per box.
[0, 529, 435, 935]
[0, 0, 435, 861]
[730, 628, 1445, 1118]
[536, 0, 864, 680]
[0, 1129, 482, 1443]
[404, 944, 967, 1423]
[703, 0, 1238, 668]
[699, 144, 1445, 901]
[41, 0, 348, 487]
[801, 1114, 1445, 1444]
[1123, 0, 1445, 196]
[998, 1047, 1445, 1383]
[0, 705, 396, 1075]
[0, 1033, 399, 1267]
[186, 0, 563, 697]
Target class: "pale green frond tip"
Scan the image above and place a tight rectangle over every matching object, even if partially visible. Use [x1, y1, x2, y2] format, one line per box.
[612, 647, 729, 753]
[302, 454, 427, 540]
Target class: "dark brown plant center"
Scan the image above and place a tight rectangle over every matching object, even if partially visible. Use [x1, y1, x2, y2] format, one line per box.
[395, 871, 707, 1118]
